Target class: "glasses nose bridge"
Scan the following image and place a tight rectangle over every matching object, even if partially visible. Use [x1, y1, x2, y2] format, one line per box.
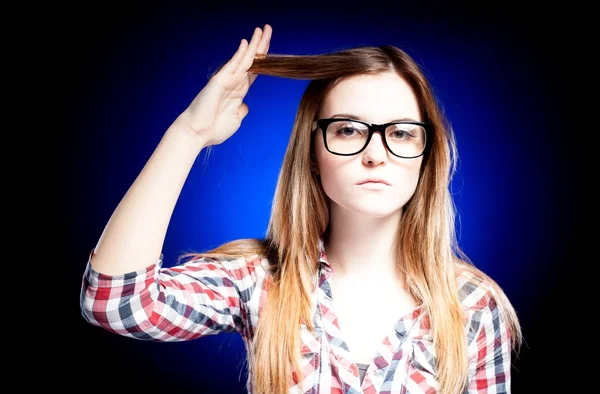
[370, 123, 387, 135]
[367, 123, 388, 146]
[368, 123, 389, 142]
[364, 123, 390, 156]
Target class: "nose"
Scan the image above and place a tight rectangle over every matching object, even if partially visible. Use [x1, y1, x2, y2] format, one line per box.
[362, 132, 388, 166]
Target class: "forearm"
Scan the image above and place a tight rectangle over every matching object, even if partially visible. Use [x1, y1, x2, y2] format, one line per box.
[90, 122, 206, 275]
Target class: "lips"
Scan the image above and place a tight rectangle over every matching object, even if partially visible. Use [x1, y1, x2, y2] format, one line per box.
[357, 179, 391, 186]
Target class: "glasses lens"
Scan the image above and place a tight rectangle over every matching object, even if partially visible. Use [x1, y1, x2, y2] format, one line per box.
[385, 123, 426, 157]
[325, 120, 369, 154]
[325, 120, 426, 157]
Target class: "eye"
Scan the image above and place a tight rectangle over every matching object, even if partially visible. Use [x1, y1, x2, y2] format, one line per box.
[390, 130, 407, 139]
[387, 124, 418, 140]
[337, 126, 359, 136]
[329, 120, 367, 138]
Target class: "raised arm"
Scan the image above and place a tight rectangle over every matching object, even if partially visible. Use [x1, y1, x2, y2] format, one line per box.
[90, 25, 272, 276]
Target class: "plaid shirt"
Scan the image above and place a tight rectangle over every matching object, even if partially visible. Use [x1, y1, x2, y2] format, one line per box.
[80, 240, 513, 393]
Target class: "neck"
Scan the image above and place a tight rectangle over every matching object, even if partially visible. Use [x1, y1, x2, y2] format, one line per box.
[324, 204, 402, 283]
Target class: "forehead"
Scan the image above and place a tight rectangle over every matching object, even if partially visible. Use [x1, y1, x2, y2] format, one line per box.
[321, 72, 421, 122]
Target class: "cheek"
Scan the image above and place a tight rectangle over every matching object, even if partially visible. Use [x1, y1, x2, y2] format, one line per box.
[391, 159, 423, 199]
[315, 149, 351, 196]
[398, 158, 423, 186]
[317, 156, 346, 188]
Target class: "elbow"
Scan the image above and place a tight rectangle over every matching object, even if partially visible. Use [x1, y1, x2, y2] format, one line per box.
[79, 281, 160, 338]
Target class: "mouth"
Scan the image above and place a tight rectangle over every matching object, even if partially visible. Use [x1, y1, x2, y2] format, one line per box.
[357, 180, 391, 186]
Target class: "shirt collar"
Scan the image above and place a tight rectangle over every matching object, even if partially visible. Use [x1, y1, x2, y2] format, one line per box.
[316, 237, 426, 338]
[317, 238, 331, 270]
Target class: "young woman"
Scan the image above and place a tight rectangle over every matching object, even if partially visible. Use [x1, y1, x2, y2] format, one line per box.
[80, 24, 522, 393]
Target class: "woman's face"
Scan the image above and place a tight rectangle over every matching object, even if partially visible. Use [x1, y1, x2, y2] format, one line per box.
[313, 72, 424, 218]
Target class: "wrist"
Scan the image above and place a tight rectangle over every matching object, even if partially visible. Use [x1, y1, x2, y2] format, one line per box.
[166, 120, 208, 154]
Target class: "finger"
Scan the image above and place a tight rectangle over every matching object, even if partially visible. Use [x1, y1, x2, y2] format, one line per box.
[239, 27, 263, 72]
[248, 72, 258, 86]
[256, 24, 272, 55]
[248, 25, 272, 87]
[238, 102, 249, 121]
[221, 39, 248, 74]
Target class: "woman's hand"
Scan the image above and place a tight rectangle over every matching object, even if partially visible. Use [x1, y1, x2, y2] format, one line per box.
[175, 24, 272, 146]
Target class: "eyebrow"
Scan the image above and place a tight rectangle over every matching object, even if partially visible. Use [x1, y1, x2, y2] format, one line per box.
[329, 113, 419, 123]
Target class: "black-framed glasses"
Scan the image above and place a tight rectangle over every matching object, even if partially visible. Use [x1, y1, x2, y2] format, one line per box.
[313, 118, 429, 158]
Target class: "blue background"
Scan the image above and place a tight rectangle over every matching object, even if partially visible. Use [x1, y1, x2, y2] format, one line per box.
[62, 2, 580, 392]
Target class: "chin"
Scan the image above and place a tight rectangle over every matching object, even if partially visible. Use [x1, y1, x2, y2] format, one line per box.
[343, 203, 403, 219]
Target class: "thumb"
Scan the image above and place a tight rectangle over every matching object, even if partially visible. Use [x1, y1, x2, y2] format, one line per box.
[238, 102, 249, 121]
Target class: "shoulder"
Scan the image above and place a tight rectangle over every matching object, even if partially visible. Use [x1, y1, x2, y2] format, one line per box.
[176, 253, 271, 284]
[173, 238, 275, 282]
[454, 263, 501, 313]
[169, 253, 274, 313]
[454, 264, 514, 352]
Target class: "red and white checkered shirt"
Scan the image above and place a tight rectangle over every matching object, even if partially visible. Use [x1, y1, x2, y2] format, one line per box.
[80, 240, 513, 393]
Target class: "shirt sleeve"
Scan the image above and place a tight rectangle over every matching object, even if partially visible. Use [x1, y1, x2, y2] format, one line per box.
[79, 249, 261, 341]
[467, 297, 513, 394]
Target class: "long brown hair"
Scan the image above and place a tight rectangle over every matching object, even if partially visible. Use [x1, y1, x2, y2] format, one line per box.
[180, 45, 522, 393]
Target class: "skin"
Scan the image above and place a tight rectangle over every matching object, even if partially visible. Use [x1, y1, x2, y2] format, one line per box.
[314, 71, 424, 284]
[89, 25, 272, 275]
[313, 72, 425, 363]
